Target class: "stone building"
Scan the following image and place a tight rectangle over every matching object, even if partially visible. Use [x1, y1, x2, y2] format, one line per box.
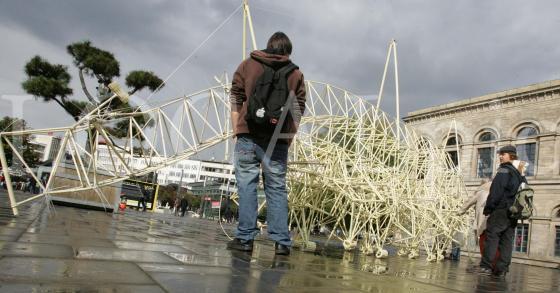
[403, 79, 560, 267]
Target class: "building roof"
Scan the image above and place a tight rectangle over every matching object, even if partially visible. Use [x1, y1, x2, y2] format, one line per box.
[403, 79, 560, 122]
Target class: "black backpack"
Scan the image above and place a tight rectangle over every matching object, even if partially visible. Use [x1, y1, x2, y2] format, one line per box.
[245, 61, 298, 139]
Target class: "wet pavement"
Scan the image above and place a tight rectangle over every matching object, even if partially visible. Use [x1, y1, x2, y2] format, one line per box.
[0, 191, 559, 292]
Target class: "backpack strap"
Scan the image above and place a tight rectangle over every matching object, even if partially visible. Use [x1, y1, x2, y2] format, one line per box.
[275, 62, 298, 80]
[253, 63, 276, 103]
[502, 164, 527, 187]
[254, 61, 297, 95]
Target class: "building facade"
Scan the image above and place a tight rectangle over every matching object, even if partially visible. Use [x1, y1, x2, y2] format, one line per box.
[403, 80, 560, 266]
[156, 160, 201, 186]
[30, 134, 62, 162]
[95, 143, 237, 196]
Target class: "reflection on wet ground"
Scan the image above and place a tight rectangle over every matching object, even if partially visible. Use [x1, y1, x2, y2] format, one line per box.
[0, 194, 559, 292]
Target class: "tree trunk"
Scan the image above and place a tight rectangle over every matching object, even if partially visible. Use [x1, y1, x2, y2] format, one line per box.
[79, 68, 98, 105]
[52, 97, 80, 122]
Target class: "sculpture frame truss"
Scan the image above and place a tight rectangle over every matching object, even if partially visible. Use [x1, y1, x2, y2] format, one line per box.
[0, 1, 469, 262]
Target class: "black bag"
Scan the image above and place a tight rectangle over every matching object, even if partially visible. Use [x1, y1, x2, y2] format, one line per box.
[245, 61, 298, 139]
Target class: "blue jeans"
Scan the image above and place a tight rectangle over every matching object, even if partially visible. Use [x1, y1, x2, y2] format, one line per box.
[234, 135, 291, 246]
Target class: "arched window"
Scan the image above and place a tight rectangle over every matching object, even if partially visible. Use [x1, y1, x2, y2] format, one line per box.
[517, 126, 538, 139]
[515, 124, 539, 176]
[446, 136, 460, 146]
[444, 134, 461, 169]
[476, 130, 498, 178]
[479, 132, 496, 142]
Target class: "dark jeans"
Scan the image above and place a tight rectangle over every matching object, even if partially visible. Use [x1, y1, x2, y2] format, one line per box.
[480, 208, 517, 273]
[234, 135, 291, 246]
[138, 197, 146, 211]
[479, 231, 500, 269]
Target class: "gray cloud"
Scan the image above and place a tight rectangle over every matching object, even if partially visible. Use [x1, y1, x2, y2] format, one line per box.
[1, 0, 560, 130]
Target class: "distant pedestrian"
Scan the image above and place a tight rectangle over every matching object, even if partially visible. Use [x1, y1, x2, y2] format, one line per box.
[174, 197, 180, 216]
[31, 177, 38, 194]
[224, 204, 233, 224]
[138, 184, 150, 212]
[180, 196, 188, 217]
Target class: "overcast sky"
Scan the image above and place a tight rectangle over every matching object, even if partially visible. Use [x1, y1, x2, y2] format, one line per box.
[1, 0, 560, 130]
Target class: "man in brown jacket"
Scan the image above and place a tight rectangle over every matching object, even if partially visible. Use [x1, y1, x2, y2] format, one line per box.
[227, 32, 306, 255]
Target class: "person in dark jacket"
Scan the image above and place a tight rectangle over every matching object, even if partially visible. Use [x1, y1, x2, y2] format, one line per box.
[479, 145, 524, 277]
[180, 196, 189, 217]
[138, 183, 154, 212]
[226, 32, 306, 256]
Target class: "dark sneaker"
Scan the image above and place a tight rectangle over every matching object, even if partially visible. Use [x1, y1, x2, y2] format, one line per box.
[227, 238, 253, 252]
[275, 242, 290, 256]
[478, 267, 493, 276]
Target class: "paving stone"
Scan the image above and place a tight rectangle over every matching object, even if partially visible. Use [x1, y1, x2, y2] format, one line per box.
[148, 272, 261, 293]
[0, 221, 32, 229]
[0, 256, 155, 284]
[112, 234, 143, 241]
[165, 252, 235, 267]
[76, 246, 181, 263]
[0, 241, 74, 258]
[139, 263, 235, 275]
[276, 289, 363, 293]
[17, 233, 117, 247]
[0, 283, 165, 293]
[0, 235, 18, 241]
[0, 227, 24, 237]
[26, 226, 68, 235]
[340, 277, 465, 292]
[114, 240, 188, 252]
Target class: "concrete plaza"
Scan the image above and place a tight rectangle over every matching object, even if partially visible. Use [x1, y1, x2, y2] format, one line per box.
[0, 191, 559, 292]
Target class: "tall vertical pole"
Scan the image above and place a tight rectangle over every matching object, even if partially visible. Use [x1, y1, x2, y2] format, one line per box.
[0, 136, 18, 216]
[392, 40, 400, 148]
[203, 175, 208, 219]
[224, 73, 231, 162]
[376, 41, 392, 110]
[243, 0, 258, 51]
[242, 0, 247, 60]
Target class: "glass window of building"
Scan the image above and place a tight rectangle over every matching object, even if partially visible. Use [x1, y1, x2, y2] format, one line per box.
[476, 131, 497, 178]
[479, 132, 496, 142]
[517, 126, 538, 138]
[446, 136, 458, 146]
[446, 151, 458, 168]
[556, 226, 560, 257]
[444, 135, 461, 169]
[515, 125, 538, 176]
[513, 223, 529, 253]
[477, 147, 494, 178]
[516, 143, 536, 176]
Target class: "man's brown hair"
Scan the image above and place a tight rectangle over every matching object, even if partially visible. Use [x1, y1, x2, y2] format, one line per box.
[266, 32, 292, 55]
